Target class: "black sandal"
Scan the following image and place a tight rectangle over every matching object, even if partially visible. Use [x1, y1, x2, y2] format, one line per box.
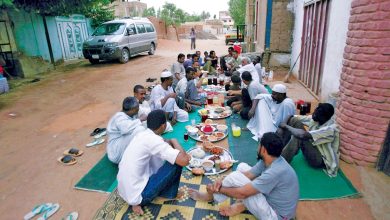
[58, 155, 77, 165]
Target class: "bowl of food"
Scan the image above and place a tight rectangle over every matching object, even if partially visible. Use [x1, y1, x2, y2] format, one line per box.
[201, 125, 215, 135]
[191, 148, 206, 159]
[208, 135, 218, 142]
[214, 107, 225, 113]
[205, 119, 213, 125]
[214, 132, 225, 138]
[187, 126, 199, 136]
[216, 124, 228, 132]
[189, 158, 202, 168]
[202, 160, 214, 172]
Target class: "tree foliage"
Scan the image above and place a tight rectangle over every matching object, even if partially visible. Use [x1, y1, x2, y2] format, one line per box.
[10, 0, 114, 28]
[158, 3, 211, 26]
[142, 6, 156, 17]
[228, 0, 246, 25]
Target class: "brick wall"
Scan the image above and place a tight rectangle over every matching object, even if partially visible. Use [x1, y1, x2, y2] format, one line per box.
[337, 0, 390, 166]
[270, 0, 294, 52]
[148, 16, 167, 39]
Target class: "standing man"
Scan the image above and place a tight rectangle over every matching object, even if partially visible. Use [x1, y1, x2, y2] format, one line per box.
[106, 97, 146, 164]
[190, 27, 196, 50]
[247, 84, 295, 140]
[118, 110, 191, 215]
[171, 53, 186, 89]
[279, 103, 340, 177]
[189, 132, 299, 220]
[150, 70, 189, 125]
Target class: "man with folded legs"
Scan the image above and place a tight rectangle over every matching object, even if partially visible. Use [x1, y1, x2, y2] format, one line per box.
[106, 97, 146, 164]
[247, 84, 295, 140]
[278, 103, 340, 177]
[189, 132, 299, 220]
[150, 70, 190, 125]
[118, 110, 191, 215]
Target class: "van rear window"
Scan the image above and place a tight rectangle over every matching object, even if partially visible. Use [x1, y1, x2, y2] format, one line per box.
[144, 23, 155, 33]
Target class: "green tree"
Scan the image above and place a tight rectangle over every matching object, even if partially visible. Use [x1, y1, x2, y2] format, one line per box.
[142, 6, 156, 17]
[156, 7, 161, 18]
[200, 11, 210, 20]
[228, 0, 246, 25]
[11, 0, 114, 28]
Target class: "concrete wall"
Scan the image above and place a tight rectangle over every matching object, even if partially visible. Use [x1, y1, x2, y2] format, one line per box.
[320, 0, 352, 101]
[46, 17, 64, 63]
[290, 0, 352, 101]
[270, 0, 294, 52]
[336, 0, 390, 166]
[255, 0, 268, 53]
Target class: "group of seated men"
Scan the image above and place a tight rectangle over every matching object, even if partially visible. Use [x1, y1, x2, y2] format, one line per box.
[103, 49, 340, 218]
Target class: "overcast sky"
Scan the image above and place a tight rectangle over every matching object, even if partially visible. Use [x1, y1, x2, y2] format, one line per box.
[140, 0, 229, 18]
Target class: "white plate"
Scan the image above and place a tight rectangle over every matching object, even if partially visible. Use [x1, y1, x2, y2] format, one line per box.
[92, 54, 99, 59]
[186, 146, 234, 175]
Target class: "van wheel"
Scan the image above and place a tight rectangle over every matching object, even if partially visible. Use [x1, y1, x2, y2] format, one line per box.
[119, 48, 129, 64]
[148, 43, 155, 55]
[89, 58, 99, 64]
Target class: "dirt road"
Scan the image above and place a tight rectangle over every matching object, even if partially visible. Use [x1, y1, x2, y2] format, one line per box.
[0, 38, 388, 219]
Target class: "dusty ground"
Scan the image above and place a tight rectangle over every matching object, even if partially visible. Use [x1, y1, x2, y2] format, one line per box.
[0, 38, 389, 220]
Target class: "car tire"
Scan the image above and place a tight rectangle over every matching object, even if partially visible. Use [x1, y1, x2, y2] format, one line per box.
[119, 48, 130, 64]
[88, 58, 99, 64]
[148, 43, 155, 55]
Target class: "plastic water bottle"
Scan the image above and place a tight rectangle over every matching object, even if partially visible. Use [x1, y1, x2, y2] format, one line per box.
[268, 70, 273, 81]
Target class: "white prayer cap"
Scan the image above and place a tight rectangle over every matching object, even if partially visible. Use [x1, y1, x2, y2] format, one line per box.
[272, 84, 287, 93]
[161, 70, 173, 78]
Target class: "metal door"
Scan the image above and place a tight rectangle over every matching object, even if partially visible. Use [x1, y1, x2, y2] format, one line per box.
[56, 15, 89, 60]
[298, 0, 331, 95]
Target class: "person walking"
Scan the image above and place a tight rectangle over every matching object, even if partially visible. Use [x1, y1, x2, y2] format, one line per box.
[190, 27, 196, 50]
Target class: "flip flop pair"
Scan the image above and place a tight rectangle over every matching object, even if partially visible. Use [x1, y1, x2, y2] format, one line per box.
[58, 148, 83, 166]
[24, 203, 60, 220]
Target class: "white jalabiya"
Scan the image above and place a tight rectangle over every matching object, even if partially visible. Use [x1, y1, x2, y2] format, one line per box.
[247, 94, 295, 140]
[137, 100, 173, 132]
[238, 63, 261, 85]
[150, 85, 189, 122]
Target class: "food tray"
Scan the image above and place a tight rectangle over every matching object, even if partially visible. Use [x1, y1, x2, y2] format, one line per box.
[188, 124, 228, 142]
[186, 146, 234, 175]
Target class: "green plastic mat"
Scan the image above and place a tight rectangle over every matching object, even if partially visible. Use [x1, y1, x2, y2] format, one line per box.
[74, 154, 118, 193]
[74, 112, 200, 193]
[226, 115, 360, 200]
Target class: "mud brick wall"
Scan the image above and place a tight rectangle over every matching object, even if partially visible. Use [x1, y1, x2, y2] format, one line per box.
[336, 0, 390, 166]
[148, 17, 167, 39]
[270, 0, 294, 52]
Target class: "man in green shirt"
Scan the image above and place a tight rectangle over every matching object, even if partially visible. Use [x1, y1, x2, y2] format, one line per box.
[278, 103, 340, 177]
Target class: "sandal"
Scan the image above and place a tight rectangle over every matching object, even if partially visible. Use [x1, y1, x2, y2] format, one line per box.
[37, 203, 60, 220]
[62, 211, 78, 220]
[86, 138, 105, 148]
[93, 130, 107, 139]
[24, 203, 53, 220]
[57, 155, 77, 165]
[89, 128, 106, 137]
[63, 148, 83, 157]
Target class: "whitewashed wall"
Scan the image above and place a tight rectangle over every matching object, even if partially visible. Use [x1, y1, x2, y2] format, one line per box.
[290, 0, 352, 101]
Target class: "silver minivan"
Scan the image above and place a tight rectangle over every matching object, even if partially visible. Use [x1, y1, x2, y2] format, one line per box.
[82, 17, 157, 64]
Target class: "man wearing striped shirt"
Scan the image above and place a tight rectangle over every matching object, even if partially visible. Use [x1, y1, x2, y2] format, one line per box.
[278, 103, 340, 177]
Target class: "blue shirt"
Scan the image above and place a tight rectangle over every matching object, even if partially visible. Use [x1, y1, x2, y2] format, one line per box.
[249, 157, 299, 219]
[183, 59, 193, 69]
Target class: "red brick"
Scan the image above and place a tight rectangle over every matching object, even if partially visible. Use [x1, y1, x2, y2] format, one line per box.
[368, 79, 390, 88]
[364, 155, 379, 163]
[379, 1, 390, 12]
[351, 0, 371, 8]
[340, 154, 354, 164]
[367, 71, 390, 79]
[350, 151, 366, 161]
[378, 63, 390, 70]
[355, 160, 375, 167]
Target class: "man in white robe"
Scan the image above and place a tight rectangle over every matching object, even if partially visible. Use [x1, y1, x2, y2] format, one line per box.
[150, 71, 189, 125]
[106, 97, 146, 164]
[238, 57, 261, 85]
[247, 84, 295, 140]
[134, 84, 173, 132]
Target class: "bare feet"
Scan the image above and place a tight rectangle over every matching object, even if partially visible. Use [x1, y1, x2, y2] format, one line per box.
[219, 202, 246, 217]
[132, 205, 144, 215]
[188, 188, 213, 202]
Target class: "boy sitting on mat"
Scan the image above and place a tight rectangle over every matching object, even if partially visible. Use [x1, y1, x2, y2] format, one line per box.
[189, 132, 299, 220]
[117, 110, 191, 215]
[278, 103, 340, 177]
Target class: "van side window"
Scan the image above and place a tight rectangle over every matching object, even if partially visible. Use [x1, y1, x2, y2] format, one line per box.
[129, 24, 137, 35]
[144, 23, 155, 33]
[136, 24, 146, 34]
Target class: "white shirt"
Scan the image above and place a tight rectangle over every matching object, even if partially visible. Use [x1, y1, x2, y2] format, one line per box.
[117, 129, 180, 205]
[150, 84, 175, 110]
[175, 77, 188, 95]
[238, 63, 261, 85]
[247, 80, 268, 100]
[138, 100, 151, 118]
